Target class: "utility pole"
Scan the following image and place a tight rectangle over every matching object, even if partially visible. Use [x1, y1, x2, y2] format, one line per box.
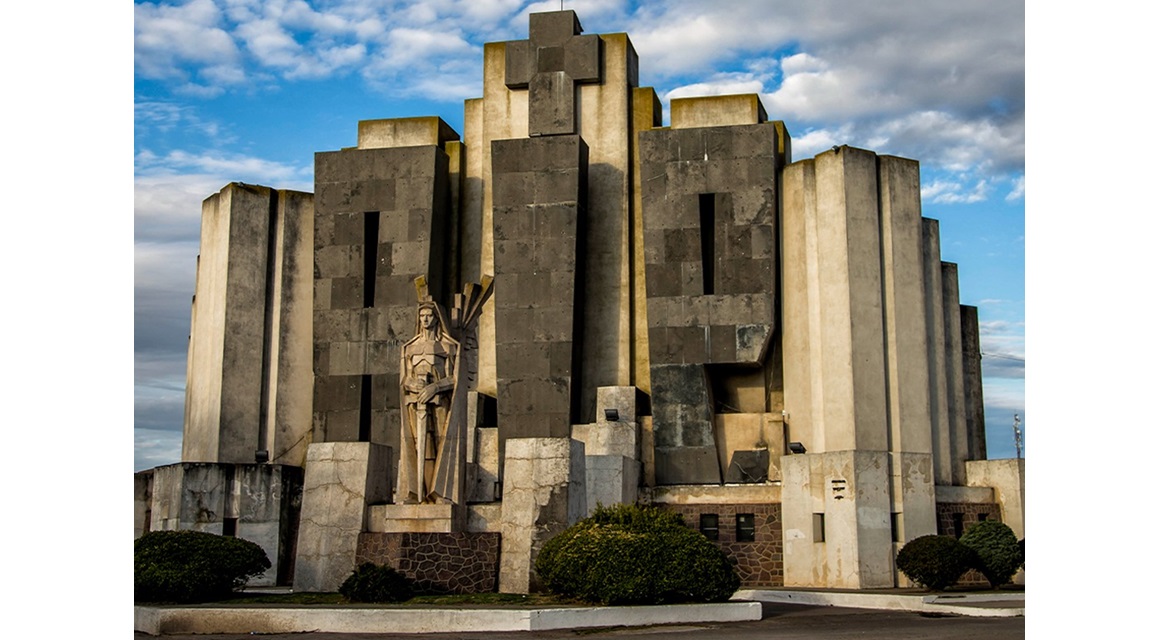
[1013, 414, 1023, 459]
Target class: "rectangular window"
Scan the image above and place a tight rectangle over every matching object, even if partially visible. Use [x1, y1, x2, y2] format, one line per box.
[891, 512, 903, 543]
[359, 374, 373, 442]
[700, 514, 720, 541]
[223, 517, 238, 537]
[977, 512, 989, 522]
[698, 193, 716, 295]
[952, 512, 965, 539]
[363, 211, 380, 308]
[813, 513, 825, 543]
[736, 513, 755, 542]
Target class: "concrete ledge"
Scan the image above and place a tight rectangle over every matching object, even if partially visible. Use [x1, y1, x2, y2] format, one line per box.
[134, 601, 762, 635]
[736, 589, 1023, 618]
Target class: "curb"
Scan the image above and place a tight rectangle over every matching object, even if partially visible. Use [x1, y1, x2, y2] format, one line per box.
[736, 589, 1024, 618]
[134, 601, 762, 635]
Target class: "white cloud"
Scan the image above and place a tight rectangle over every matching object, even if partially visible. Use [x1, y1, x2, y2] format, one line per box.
[1007, 175, 1025, 201]
[135, 0, 243, 82]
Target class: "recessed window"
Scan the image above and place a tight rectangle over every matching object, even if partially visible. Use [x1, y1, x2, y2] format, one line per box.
[951, 512, 965, 539]
[700, 514, 720, 541]
[977, 512, 989, 522]
[813, 513, 825, 543]
[736, 513, 755, 542]
[891, 512, 903, 543]
[223, 517, 238, 537]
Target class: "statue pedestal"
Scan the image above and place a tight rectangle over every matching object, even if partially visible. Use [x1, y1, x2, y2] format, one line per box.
[377, 503, 464, 533]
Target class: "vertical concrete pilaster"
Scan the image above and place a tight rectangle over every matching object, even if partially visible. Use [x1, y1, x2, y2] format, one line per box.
[921, 219, 952, 485]
[941, 262, 970, 484]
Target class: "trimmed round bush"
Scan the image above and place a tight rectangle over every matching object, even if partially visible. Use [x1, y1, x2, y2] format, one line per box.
[535, 504, 740, 605]
[959, 520, 1023, 588]
[895, 535, 976, 591]
[135, 530, 271, 603]
[339, 562, 414, 603]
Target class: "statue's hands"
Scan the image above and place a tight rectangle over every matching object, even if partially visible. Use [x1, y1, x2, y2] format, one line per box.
[417, 385, 438, 404]
[404, 376, 427, 393]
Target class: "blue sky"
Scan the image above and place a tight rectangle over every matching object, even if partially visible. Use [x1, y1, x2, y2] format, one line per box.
[134, 0, 1026, 471]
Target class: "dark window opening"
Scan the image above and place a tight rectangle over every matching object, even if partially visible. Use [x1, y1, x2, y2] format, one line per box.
[813, 513, 825, 543]
[951, 512, 965, 539]
[359, 374, 373, 442]
[363, 211, 380, 308]
[891, 512, 903, 543]
[223, 517, 238, 537]
[736, 513, 756, 542]
[977, 512, 989, 522]
[699, 193, 716, 295]
[700, 514, 720, 541]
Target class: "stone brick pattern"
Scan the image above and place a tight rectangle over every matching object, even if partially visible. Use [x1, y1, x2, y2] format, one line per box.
[935, 502, 1004, 587]
[659, 502, 783, 587]
[357, 532, 501, 594]
[491, 135, 588, 448]
[312, 145, 453, 449]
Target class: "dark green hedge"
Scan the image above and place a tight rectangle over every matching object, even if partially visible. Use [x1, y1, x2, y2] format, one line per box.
[134, 530, 271, 603]
[959, 521, 1023, 587]
[339, 562, 414, 603]
[895, 535, 977, 590]
[535, 504, 740, 605]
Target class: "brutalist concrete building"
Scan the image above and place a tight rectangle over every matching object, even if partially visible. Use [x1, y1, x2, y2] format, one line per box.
[135, 10, 1024, 593]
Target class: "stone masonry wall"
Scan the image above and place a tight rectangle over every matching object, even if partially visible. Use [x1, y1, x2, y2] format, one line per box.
[935, 502, 1004, 587]
[660, 503, 783, 587]
[357, 532, 501, 594]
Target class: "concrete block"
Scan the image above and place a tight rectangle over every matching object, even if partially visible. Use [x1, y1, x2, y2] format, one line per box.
[294, 442, 392, 592]
[357, 117, 459, 150]
[670, 94, 767, 129]
[499, 438, 585, 593]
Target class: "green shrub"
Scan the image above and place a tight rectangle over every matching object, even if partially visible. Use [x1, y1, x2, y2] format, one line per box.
[959, 521, 1023, 588]
[338, 562, 414, 603]
[895, 535, 976, 590]
[535, 504, 740, 605]
[135, 530, 271, 603]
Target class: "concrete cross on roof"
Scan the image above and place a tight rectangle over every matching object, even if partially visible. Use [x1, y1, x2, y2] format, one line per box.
[504, 10, 602, 137]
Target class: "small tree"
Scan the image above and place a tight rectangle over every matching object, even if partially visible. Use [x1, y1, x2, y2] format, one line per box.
[535, 504, 740, 605]
[959, 521, 1023, 588]
[339, 563, 414, 603]
[135, 530, 271, 603]
[895, 535, 977, 591]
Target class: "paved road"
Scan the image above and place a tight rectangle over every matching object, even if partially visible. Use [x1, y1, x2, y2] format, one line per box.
[134, 602, 1024, 639]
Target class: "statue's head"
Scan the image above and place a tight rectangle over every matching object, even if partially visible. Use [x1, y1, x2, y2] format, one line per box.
[418, 302, 439, 332]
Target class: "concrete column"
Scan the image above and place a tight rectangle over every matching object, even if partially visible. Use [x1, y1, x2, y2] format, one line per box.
[921, 219, 952, 484]
[781, 159, 821, 453]
[498, 438, 586, 593]
[293, 442, 392, 592]
[184, 184, 274, 464]
[782, 451, 894, 588]
[812, 147, 887, 453]
[941, 262, 970, 484]
[961, 305, 988, 460]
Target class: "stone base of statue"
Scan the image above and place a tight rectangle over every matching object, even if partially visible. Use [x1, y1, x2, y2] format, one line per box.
[375, 503, 464, 533]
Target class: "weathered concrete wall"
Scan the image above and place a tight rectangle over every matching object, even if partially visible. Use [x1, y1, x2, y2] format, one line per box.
[638, 112, 780, 485]
[965, 458, 1025, 540]
[144, 462, 303, 586]
[921, 219, 952, 484]
[781, 451, 894, 589]
[498, 438, 586, 593]
[941, 262, 970, 484]
[293, 442, 392, 592]
[312, 137, 455, 489]
[491, 135, 588, 453]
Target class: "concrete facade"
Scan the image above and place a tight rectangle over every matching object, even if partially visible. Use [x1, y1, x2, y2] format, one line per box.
[143, 8, 1023, 596]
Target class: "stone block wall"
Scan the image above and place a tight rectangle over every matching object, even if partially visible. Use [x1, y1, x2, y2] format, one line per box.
[934, 502, 1002, 539]
[661, 502, 783, 587]
[357, 532, 501, 594]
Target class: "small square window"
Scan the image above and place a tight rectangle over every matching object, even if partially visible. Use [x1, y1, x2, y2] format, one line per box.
[700, 514, 719, 541]
[736, 513, 756, 542]
[977, 512, 989, 522]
